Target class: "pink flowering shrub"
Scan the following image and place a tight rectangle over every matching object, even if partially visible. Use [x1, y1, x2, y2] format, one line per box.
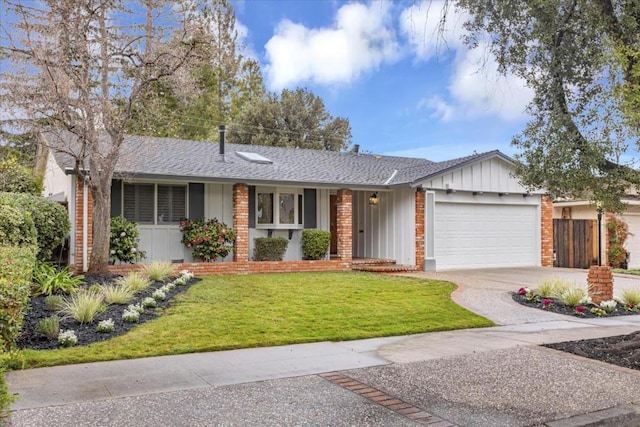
[180, 218, 236, 262]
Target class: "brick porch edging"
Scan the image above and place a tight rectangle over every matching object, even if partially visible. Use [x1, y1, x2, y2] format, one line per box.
[319, 372, 456, 426]
[108, 259, 351, 276]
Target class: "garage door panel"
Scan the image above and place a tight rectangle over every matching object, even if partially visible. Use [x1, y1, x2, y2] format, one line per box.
[435, 203, 538, 270]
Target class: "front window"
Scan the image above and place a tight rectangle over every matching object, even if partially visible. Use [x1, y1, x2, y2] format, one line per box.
[256, 188, 302, 229]
[122, 183, 186, 225]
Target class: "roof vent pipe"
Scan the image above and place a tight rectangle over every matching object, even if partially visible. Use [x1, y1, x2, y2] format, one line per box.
[219, 125, 226, 156]
[353, 144, 360, 154]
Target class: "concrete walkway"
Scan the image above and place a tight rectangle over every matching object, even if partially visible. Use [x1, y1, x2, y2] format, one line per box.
[6, 267, 640, 426]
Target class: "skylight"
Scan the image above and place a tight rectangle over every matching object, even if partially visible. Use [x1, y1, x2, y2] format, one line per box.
[235, 151, 273, 164]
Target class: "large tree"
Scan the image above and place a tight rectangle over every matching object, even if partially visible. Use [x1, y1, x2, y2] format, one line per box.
[0, 0, 207, 273]
[227, 87, 352, 151]
[455, 0, 640, 210]
[127, 0, 266, 141]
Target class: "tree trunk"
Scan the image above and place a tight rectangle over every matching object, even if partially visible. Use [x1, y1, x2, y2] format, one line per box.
[88, 180, 112, 275]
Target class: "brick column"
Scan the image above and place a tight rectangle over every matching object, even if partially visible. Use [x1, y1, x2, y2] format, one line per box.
[336, 189, 352, 265]
[73, 178, 93, 273]
[587, 265, 613, 304]
[233, 184, 249, 265]
[540, 195, 553, 267]
[415, 189, 425, 270]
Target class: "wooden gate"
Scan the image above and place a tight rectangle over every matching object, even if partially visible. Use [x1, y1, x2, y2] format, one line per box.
[553, 219, 597, 268]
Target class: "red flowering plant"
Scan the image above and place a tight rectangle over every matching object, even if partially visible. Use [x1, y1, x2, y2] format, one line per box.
[179, 218, 236, 262]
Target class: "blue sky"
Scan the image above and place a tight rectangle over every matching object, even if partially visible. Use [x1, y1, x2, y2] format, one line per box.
[230, 0, 534, 161]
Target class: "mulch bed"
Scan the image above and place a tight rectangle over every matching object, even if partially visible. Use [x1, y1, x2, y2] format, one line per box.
[17, 275, 200, 350]
[512, 293, 640, 371]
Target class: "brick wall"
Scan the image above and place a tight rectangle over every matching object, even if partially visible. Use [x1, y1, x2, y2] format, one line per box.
[73, 178, 93, 273]
[540, 195, 553, 267]
[109, 260, 350, 276]
[415, 189, 425, 270]
[336, 189, 352, 264]
[587, 265, 613, 304]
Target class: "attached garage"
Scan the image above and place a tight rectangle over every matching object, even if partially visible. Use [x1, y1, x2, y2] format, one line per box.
[434, 201, 539, 270]
[416, 152, 546, 271]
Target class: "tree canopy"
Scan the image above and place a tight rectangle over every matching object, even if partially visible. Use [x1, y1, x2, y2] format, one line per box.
[227, 88, 352, 151]
[456, 0, 640, 210]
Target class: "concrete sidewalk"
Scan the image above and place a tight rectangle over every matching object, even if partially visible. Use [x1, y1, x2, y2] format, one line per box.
[6, 267, 640, 426]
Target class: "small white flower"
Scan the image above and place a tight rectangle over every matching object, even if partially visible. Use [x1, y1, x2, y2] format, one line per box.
[97, 319, 115, 333]
[110, 249, 116, 255]
[131, 248, 137, 253]
[142, 297, 156, 308]
[122, 308, 140, 323]
[58, 330, 78, 347]
[120, 232, 126, 237]
[152, 289, 166, 301]
[579, 296, 593, 305]
[600, 300, 617, 312]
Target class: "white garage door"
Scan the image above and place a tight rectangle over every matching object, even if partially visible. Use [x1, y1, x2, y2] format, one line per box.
[435, 203, 539, 270]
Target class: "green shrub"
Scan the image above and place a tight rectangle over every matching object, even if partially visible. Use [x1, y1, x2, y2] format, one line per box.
[0, 204, 37, 248]
[560, 288, 587, 307]
[110, 216, 146, 264]
[253, 237, 288, 261]
[0, 192, 70, 261]
[536, 278, 571, 298]
[102, 283, 136, 305]
[115, 271, 151, 293]
[0, 154, 43, 195]
[0, 246, 36, 351]
[35, 316, 60, 340]
[620, 288, 640, 306]
[44, 295, 64, 311]
[180, 218, 236, 262]
[32, 262, 84, 296]
[301, 230, 331, 260]
[61, 290, 105, 324]
[143, 261, 175, 282]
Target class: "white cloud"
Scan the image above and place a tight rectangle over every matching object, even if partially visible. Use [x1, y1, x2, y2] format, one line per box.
[264, 2, 399, 90]
[399, 0, 468, 61]
[401, 1, 532, 122]
[419, 95, 455, 122]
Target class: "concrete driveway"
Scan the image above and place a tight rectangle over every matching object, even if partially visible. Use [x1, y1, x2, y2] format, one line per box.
[402, 266, 640, 325]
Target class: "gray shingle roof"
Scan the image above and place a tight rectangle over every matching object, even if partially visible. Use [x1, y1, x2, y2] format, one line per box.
[43, 131, 509, 188]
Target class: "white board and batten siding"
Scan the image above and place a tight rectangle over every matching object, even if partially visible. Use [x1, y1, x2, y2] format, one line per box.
[352, 188, 416, 266]
[418, 156, 542, 271]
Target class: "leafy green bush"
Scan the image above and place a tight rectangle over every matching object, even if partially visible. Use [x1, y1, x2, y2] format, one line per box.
[110, 216, 146, 264]
[0, 204, 37, 248]
[32, 262, 84, 296]
[143, 261, 175, 282]
[253, 237, 288, 261]
[0, 246, 36, 351]
[180, 218, 236, 262]
[0, 154, 43, 195]
[61, 290, 105, 324]
[0, 192, 70, 261]
[301, 230, 331, 260]
[36, 316, 60, 340]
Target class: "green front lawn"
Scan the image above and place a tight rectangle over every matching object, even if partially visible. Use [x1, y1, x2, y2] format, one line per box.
[614, 269, 640, 276]
[20, 272, 493, 368]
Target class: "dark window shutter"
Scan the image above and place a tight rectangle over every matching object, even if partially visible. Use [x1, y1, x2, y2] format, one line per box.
[249, 186, 256, 228]
[188, 183, 205, 220]
[303, 189, 317, 229]
[111, 179, 122, 217]
[123, 183, 154, 224]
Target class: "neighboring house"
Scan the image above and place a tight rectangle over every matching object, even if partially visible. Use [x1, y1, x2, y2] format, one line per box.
[38, 130, 553, 274]
[553, 197, 640, 269]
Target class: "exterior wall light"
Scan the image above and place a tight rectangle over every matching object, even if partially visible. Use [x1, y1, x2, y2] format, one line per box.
[369, 193, 379, 206]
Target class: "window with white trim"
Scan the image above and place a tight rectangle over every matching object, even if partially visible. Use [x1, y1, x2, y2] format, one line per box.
[256, 188, 303, 229]
[123, 183, 186, 225]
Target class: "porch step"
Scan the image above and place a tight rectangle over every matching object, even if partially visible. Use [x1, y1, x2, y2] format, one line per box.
[352, 258, 417, 273]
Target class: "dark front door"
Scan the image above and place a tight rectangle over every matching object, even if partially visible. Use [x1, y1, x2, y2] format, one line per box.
[330, 194, 337, 254]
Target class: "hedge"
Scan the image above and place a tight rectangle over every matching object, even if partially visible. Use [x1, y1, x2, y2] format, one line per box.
[253, 237, 289, 261]
[0, 192, 70, 261]
[301, 230, 331, 260]
[0, 204, 37, 248]
[0, 245, 36, 352]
